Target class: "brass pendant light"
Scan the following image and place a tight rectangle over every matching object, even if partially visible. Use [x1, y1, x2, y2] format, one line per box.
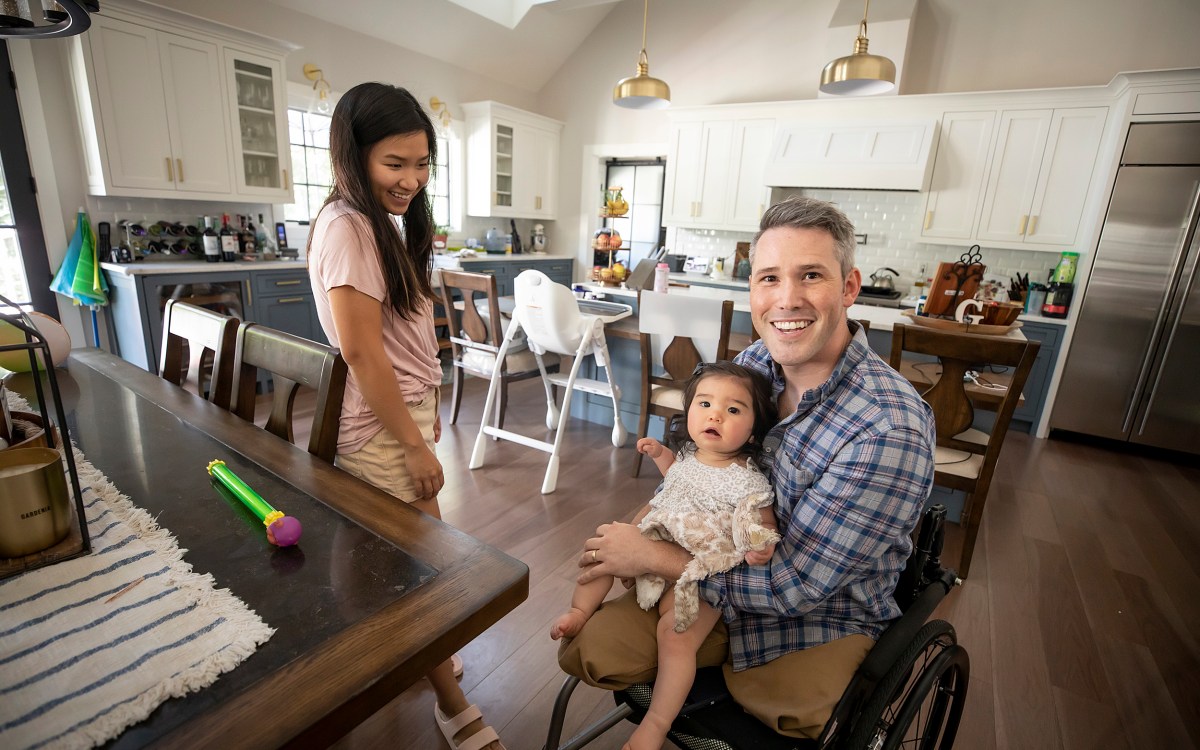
[613, 0, 670, 110]
[820, 0, 896, 96]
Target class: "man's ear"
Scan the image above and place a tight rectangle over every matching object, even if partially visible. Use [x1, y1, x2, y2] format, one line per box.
[843, 267, 863, 306]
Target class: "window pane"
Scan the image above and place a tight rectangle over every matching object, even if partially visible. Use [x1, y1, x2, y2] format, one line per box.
[0, 228, 31, 305]
[288, 109, 304, 146]
[432, 197, 449, 229]
[308, 113, 331, 149]
[306, 146, 331, 186]
[290, 144, 308, 184]
[308, 187, 326, 221]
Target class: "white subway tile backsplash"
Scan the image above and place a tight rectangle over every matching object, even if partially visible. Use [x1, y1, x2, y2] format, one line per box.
[669, 188, 1063, 292]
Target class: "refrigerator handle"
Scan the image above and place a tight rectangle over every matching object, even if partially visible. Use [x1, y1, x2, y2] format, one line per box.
[1136, 215, 1200, 436]
[1123, 181, 1200, 434]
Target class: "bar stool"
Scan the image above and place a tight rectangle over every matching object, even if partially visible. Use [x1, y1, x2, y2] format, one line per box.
[469, 270, 631, 494]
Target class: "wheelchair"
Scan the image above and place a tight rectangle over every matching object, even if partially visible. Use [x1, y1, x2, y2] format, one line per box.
[544, 504, 969, 750]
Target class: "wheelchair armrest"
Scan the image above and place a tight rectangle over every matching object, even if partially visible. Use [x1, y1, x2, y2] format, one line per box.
[858, 568, 957, 682]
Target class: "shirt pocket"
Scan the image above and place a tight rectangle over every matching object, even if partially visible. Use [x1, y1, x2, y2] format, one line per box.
[767, 447, 815, 517]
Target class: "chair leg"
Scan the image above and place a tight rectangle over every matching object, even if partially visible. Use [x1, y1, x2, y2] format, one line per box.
[449, 366, 463, 425]
[494, 378, 509, 440]
[957, 491, 984, 578]
[631, 406, 650, 478]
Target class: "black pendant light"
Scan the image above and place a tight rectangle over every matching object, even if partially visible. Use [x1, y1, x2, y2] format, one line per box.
[1, 1, 98, 40]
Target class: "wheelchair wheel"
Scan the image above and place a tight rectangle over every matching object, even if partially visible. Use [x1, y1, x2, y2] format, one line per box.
[845, 619, 969, 750]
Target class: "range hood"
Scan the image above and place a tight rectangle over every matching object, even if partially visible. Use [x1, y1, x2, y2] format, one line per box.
[763, 119, 937, 191]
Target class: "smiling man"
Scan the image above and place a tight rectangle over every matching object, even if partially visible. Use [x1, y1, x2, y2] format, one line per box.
[558, 196, 936, 742]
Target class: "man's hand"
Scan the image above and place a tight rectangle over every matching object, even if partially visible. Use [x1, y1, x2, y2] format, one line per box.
[744, 543, 776, 566]
[578, 522, 690, 585]
[636, 437, 666, 459]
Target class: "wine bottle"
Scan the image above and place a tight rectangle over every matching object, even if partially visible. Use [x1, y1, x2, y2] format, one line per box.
[219, 213, 238, 261]
[201, 216, 221, 263]
[240, 215, 255, 255]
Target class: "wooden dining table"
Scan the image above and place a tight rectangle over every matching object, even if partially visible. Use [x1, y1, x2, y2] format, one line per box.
[7, 349, 529, 749]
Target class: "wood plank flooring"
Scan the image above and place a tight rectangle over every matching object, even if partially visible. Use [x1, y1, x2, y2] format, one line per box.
[265, 378, 1200, 750]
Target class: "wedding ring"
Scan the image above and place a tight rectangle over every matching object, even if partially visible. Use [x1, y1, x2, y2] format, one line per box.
[591, 549, 597, 563]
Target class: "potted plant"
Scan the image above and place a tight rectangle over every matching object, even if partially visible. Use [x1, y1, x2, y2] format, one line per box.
[433, 224, 449, 253]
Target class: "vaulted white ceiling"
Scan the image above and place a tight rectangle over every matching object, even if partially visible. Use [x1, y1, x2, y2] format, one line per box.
[264, 0, 621, 92]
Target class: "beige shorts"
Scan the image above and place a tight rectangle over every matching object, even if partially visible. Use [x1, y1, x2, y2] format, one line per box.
[335, 390, 438, 503]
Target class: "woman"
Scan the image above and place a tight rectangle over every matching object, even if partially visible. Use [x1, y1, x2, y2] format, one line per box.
[308, 82, 505, 750]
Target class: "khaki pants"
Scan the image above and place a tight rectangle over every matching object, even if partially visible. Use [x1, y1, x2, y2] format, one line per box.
[557, 589, 873, 739]
[335, 390, 438, 503]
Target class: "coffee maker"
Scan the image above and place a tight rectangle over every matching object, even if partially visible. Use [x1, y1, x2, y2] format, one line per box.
[1041, 282, 1073, 318]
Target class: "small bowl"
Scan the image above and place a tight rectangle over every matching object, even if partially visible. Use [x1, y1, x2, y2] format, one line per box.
[982, 301, 1023, 327]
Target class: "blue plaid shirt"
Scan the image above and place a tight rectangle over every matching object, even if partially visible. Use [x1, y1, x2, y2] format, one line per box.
[699, 325, 935, 671]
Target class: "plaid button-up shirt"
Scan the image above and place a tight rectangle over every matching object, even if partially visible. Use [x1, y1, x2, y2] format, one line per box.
[699, 325, 936, 671]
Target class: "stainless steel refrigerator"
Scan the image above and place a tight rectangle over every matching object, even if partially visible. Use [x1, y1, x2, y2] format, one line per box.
[1051, 121, 1200, 453]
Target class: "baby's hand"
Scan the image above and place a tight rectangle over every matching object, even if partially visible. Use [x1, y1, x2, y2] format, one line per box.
[744, 543, 775, 566]
[636, 437, 665, 458]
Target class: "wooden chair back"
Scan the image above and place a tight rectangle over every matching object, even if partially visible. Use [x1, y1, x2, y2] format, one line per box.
[889, 323, 1040, 576]
[229, 322, 348, 463]
[437, 269, 552, 428]
[158, 299, 238, 407]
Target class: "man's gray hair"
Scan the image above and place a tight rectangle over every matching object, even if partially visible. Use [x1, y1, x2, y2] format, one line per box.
[750, 196, 857, 278]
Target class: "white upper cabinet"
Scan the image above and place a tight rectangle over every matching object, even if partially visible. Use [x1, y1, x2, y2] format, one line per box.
[223, 49, 291, 200]
[463, 101, 562, 220]
[920, 110, 997, 241]
[82, 17, 231, 194]
[68, 2, 292, 202]
[976, 107, 1107, 247]
[663, 116, 775, 231]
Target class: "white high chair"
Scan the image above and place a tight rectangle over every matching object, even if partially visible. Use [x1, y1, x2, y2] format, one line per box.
[469, 270, 631, 494]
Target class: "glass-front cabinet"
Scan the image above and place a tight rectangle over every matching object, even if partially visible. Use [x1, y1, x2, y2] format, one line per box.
[223, 48, 291, 200]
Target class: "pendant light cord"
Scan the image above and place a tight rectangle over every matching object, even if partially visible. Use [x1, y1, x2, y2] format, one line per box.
[640, 0, 649, 54]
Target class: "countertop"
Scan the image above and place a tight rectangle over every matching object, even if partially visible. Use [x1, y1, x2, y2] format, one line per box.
[101, 259, 307, 276]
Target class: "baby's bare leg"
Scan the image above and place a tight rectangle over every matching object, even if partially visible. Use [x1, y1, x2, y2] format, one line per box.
[624, 589, 722, 750]
[551, 574, 615, 640]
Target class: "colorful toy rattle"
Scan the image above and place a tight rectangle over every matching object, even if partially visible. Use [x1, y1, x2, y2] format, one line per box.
[206, 459, 302, 547]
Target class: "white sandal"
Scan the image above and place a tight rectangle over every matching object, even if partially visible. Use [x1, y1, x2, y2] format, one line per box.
[451, 652, 464, 679]
[434, 703, 505, 750]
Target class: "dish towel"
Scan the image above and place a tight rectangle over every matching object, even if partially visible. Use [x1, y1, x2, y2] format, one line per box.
[0, 393, 274, 750]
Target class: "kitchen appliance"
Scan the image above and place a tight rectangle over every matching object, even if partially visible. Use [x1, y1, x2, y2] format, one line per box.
[1051, 121, 1200, 454]
[1041, 281, 1072, 318]
[869, 267, 899, 290]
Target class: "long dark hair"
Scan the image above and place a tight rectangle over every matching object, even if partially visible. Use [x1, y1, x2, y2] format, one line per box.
[666, 361, 774, 461]
[315, 82, 437, 320]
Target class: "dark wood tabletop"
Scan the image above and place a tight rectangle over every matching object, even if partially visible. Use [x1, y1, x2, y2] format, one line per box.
[8, 349, 528, 749]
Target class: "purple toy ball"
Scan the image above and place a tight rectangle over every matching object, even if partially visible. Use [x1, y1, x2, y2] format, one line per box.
[266, 516, 303, 547]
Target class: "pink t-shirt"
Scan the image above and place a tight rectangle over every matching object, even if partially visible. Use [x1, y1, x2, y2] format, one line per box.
[308, 200, 441, 453]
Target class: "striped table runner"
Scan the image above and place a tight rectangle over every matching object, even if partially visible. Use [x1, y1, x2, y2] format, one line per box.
[0, 393, 273, 750]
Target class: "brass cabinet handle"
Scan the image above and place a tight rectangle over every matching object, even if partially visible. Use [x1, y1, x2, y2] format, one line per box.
[282, 168, 290, 190]
[176, 159, 184, 183]
[276, 296, 304, 304]
[166, 157, 174, 182]
[244, 279, 252, 306]
[1029, 215, 1039, 236]
[274, 279, 302, 286]
[1018, 215, 1028, 235]
[924, 210, 933, 230]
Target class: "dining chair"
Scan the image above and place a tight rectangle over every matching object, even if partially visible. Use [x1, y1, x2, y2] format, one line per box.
[889, 323, 1040, 577]
[158, 299, 238, 407]
[228, 322, 348, 463]
[438, 268, 558, 432]
[632, 291, 733, 477]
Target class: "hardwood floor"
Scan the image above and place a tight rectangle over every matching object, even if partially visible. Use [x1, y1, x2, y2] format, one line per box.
[270, 378, 1200, 750]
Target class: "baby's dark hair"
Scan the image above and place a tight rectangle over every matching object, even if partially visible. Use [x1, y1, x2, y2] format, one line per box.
[666, 361, 774, 460]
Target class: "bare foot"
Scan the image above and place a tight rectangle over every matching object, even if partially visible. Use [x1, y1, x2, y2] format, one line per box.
[550, 608, 588, 640]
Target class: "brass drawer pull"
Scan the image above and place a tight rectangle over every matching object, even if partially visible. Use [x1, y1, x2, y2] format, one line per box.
[274, 279, 302, 286]
[276, 296, 305, 304]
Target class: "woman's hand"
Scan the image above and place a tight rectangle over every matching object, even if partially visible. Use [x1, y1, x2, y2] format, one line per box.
[405, 443, 445, 500]
[636, 437, 665, 459]
[744, 543, 775, 566]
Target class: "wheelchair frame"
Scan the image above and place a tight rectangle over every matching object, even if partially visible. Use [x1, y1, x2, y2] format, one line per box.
[544, 504, 969, 750]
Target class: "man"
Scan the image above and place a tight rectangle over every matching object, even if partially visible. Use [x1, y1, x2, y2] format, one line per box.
[558, 196, 936, 739]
